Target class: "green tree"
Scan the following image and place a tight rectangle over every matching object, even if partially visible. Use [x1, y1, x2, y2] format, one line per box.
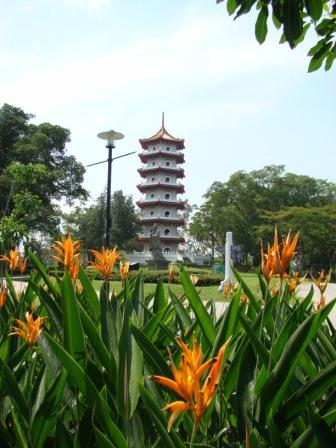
[217, 0, 336, 71]
[64, 190, 140, 253]
[0, 103, 88, 244]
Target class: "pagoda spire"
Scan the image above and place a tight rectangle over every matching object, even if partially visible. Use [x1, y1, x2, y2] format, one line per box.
[162, 112, 165, 129]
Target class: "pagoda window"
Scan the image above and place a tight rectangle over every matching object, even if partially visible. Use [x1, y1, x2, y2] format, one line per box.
[151, 177, 155, 182]
[152, 162, 156, 166]
[164, 211, 170, 217]
[165, 161, 170, 167]
[164, 229, 170, 235]
[165, 193, 170, 200]
[150, 211, 154, 216]
[151, 194, 155, 199]
[166, 147, 170, 151]
[163, 248, 171, 254]
[165, 177, 170, 183]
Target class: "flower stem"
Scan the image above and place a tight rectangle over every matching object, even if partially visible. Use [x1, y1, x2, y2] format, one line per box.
[190, 420, 198, 448]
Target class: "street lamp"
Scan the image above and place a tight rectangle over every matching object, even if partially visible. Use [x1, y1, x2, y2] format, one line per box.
[87, 130, 136, 248]
[97, 130, 124, 248]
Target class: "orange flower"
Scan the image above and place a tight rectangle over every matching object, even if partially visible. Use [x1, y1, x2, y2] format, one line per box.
[286, 271, 306, 294]
[151, 336, 230, 431]
[311, 270, 331, 295]
[10, 312, 47, 347]
[51, 234, 81, 272]
[119, 261, 129, 286]
[0, 283, 8, 308]
[223, 281, 236, 299]
[69, 257, 80, 281]
[261, 228, 299, 281]
[89, 247, 120, 282]
[189, 274, 199, 286]
[0, 249, 19, 272]
[18, 256, 28, 274]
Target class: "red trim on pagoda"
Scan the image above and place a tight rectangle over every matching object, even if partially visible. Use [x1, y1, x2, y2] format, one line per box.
[136, 199, 186, 210]
[137, 182, 185, 193]
[139, 150, 184, 164]
[138, 217, 185, 226]
[138, 166, 185, 179]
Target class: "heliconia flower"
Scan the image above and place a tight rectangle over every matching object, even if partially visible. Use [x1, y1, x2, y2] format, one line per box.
[10, 312, 47, 347]
[168, 265, 176, 283]
[311, 269, 331, 295]
[0, 283, 8, 308]
[119, 261, 129, 286]
[240, 293, 250, 304]
[261, 228, 299, 281]
[89, 247, 120, 282]
[151, 336, 230, 431]
[18, 256, 28, 275]
[69, 257, 80, 281]
[0, 248, 19, 272]
[51, 234, 81, 271]
[189, 274, 199, 286]
[286, 271, 307, 294]
[223, 281, 236, 299]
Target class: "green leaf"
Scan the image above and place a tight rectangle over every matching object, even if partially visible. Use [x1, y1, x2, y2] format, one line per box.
[308, 42, 333, 72]
[11, 410, 28, 448]
[78, 302, 116, 377]
[0, 358, 29, 423]
[211, 286, 240, 357]
[31, 370, 67, 448]
[153, 281, 166, 313]
[78, 267, 100, 321]
[45, 333, 127, 448]
[238, 311, 270, 367]
[56, 419, 73, 448]
[276, 360, 336, 423]
[283, 0, 303, 48]
[139, 385, 186, 448]
[233, 268, 261, 312]
[130, 324, 172, 378]
[255, 5, 268, 44]
[29, 250, 60, 299]
[227, 0, 237, 15]
[305, 0, 323, 20]
[62, 271, 86, 367]
[94, 425, 116, 448]
[179, 266, 216, 346]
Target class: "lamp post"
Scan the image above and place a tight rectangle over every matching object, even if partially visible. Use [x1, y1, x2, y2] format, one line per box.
[97, 130, 124, 248]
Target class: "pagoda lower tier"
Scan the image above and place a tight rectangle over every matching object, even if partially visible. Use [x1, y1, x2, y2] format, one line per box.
[136, 199, 186, 210]
[137, 182, 185, 194]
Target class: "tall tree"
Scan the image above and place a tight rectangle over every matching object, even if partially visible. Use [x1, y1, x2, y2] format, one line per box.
[0, 104, 88, 248]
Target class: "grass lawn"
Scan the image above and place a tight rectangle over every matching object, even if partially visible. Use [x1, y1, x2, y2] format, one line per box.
[93, 272, 262, 302]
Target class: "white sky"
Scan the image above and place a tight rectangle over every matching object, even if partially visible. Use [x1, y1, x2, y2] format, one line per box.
[1, 0, 335, 208]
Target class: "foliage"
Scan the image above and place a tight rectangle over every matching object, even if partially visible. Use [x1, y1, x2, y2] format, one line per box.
[0, 236, 335, 446]
[190, 165, 336, 269]
[0, 103, 88, 244]
[64, 190, 140, 252]
[216, 0, 336, 72]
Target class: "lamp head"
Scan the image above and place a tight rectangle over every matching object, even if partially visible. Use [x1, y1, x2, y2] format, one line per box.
[97, 130, 124, 146]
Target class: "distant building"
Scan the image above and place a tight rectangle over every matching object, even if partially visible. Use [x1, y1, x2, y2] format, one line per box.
[136, 115, 185, 262]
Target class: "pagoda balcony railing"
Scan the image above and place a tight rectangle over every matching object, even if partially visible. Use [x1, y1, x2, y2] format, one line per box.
[138, 216, 185, 226]
[136, 198, 186, 209]
[139, 150, 184, 162]
[138, 165, 184, 174]
[137, 181, 185, 192]
[138, 234, 184, 241]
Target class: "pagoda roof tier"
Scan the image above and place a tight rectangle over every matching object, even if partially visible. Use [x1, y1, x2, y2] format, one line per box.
[139, 150, 184, 164]
[139, 120, 184, 149]
[138, 217, 185, 227]
[137, 182, 185, 193]
[138, 166, 185, 179]
[136, 199, 186, 210]
[138, 235, 185, 244]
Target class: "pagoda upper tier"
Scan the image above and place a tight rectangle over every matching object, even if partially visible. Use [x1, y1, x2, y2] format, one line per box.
[139, 121, 185, 150]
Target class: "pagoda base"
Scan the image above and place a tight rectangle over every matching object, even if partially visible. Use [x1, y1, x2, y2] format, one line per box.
[147, 258, 170, 271]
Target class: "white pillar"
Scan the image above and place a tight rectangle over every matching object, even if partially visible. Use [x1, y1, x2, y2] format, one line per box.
[218, 231, 234, 291]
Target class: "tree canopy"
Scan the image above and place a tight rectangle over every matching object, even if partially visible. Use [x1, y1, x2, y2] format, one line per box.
[0, 104, 88, 249]
[189, 165, 336, 270]
[217, 0, 336, 72]
[64, 190, 140, 254]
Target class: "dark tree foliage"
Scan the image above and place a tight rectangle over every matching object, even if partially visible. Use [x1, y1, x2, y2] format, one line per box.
[217, 0, 336, 72]
[64, 190, 140, 253]
[0, 104, 88, 241]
